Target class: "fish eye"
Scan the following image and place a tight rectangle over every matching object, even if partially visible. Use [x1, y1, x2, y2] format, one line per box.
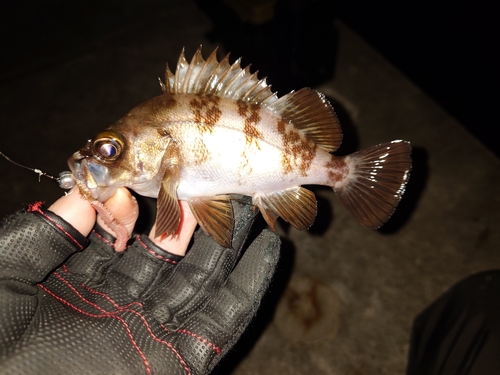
[92, 131, 124, 162]
[98, 142, 118, 158]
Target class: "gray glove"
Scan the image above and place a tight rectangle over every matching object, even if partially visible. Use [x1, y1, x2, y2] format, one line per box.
[0, 198, 280, 375]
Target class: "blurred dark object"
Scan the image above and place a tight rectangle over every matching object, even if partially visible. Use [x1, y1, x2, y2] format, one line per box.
[222, 0, 278, 24]
[408, 270, 500, 374]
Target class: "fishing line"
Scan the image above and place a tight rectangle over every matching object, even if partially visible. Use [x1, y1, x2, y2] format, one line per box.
[0, 151, 76, 189]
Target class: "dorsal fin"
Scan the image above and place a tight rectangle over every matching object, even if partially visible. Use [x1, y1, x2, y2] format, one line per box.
[163, 46, 276, 102]
[161, 46, 342, 151]
[272, 88, 342, 152]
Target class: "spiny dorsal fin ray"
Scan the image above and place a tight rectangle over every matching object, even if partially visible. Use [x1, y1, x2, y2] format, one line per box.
[253, 187, 317, 231]
[161, 47, 341, 151]
[187, 195, 234, 248]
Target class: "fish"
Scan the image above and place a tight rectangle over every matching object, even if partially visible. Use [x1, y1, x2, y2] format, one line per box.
[68, 46, 412, 251]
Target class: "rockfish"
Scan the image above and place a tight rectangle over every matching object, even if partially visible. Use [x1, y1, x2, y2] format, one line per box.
[69, 47, 412, 251]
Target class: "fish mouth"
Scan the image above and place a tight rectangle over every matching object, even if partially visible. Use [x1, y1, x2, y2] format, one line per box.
[67, 152, 116, 201]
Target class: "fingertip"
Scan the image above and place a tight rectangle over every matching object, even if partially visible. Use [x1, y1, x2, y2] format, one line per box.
[48, 187, 96, 236]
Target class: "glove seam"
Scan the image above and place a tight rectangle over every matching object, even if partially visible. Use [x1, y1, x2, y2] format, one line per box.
[176, 329, 221, 354]
[27, 201, 89, 250]
[135, 235, 183, 265]
[92, 228, 116, 247]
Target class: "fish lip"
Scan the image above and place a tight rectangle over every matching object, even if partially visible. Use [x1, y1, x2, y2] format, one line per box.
[68, 153, 119, 202]
[67, 156, 99, 197]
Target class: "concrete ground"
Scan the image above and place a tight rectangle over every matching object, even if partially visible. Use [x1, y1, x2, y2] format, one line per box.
[1, 1, 499, 374]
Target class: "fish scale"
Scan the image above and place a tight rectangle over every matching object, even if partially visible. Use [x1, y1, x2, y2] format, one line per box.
[68, 47, 412, 250]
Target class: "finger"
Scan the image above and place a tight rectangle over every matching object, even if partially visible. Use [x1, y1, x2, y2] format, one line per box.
[97, 187, 139, 238]
[149, 200, 197, 256]
[203, 229, 281, 332]
[176, 230, 281, 372]
[48, 187, 96, 236]
[100, 235, 184, 299]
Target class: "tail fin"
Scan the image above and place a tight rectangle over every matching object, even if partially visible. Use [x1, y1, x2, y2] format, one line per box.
[334, 140, 412, 228]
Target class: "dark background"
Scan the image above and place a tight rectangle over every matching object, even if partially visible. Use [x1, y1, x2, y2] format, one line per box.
[1, 0, 498, 156]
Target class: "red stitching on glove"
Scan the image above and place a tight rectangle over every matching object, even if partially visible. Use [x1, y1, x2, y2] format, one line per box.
[80, 284, 192, 374]
[82, 283, 144, 310]
[92, 230, 114, 246]
[135, 235, 178, 265]
[57, 247, 219, 359]
[27, 201, 44, 212]
[123, 306, 192, 374]
[159, 324, 221, 355]
[38, 284, 152, 375]
[45, 272, 192, 375]
[176, 329, 221, 354]
[28, 202, 84, 250]
[53, 272, 108, 313]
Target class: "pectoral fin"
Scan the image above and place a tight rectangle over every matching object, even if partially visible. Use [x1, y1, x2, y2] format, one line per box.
[254, 187, 317, 231]
[187, 195, 234, 248]
[155, 169, 181, 238]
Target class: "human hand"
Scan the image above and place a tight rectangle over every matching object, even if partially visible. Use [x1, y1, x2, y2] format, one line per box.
[49, 187, 197, 256]
[0, 189, 280, 375]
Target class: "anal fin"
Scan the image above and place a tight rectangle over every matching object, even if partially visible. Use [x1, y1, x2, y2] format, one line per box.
[253, 187, 317, 231]
[187, 195, 234, 248]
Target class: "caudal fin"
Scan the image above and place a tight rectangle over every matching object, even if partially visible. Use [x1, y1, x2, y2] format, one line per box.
[334, 140, 412, 228]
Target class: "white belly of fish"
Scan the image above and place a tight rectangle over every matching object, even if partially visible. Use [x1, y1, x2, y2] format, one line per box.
[174, 124, 317, 199]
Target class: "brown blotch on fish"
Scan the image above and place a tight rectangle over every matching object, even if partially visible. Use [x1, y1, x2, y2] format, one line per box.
[277, 118, 293, 174]
[236, 100, 263, 175]
[193, 139, 211, 165]
[156, 95, 178, 115]
[297, 141, 317, 176]
[157, 127, 170, 137]
[277, 117, 317, 176]
[134, 95, 179, 125]
[237, 100, 262, 148]
[189, 95, 222, 132]
[325, 158, 349, 184]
